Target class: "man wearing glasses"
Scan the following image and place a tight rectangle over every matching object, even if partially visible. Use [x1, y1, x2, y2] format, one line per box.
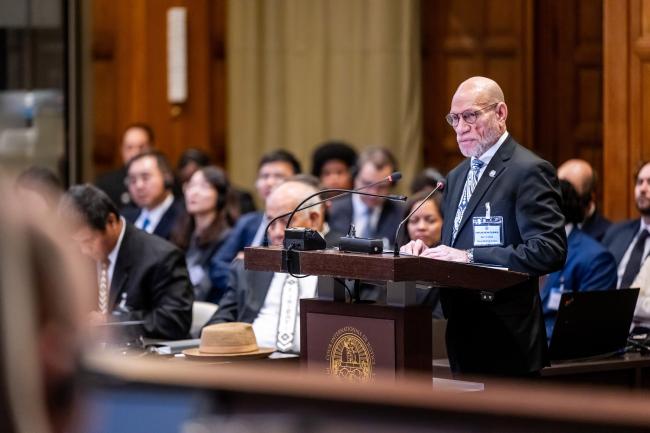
[122, 150, 185, 241]
[402, 76, 566, 378]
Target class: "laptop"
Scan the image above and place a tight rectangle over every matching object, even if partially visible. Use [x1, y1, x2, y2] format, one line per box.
[549, 288, 639, 361]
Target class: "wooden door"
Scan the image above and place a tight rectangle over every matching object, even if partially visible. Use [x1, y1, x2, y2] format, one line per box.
[421, 0, 534, 174]
[91, 0, 226, 176]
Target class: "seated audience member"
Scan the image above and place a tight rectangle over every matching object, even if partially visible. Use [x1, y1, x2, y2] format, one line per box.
[122, 150, 185, 240]
[208, 150, 301, 293]
[541, 180, 617, 339]
[15, 165, 64, 212]
[558, 158, 611, 242]
[310, 140, 357, 190]
[603, 161, 650, 288]
[0, 189, 88, 433]
[174, 148, 256, 223]
[410, 167, 445, 195]
[95, 123, 154, 208]
[205, 179, 335, 353]
[59, 184, 193, 340]
[401, 190, 444, 248]
[328, 147, 404, 247]
[171, 166, 232, 303]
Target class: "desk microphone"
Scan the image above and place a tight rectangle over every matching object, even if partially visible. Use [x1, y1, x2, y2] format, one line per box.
[262, 172, 403, 247]
[393, 181, 445, 257]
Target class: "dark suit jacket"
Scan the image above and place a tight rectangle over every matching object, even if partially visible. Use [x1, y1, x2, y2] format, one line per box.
[121, 196, 185, 241]
[327, 195, 404, 247]
[602, 219, 641, 266]
[541, 227, 617, 339]
[95, 166, 132, 208]
[440, 135, 567, 376]
[188, 228, 232, 303]
[208, 211, 264, 295]
[110, 223, 193, 339]
[581, 211, 611, 243]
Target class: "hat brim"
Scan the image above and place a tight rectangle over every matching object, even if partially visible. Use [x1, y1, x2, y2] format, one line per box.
[182, 346, 275, 361]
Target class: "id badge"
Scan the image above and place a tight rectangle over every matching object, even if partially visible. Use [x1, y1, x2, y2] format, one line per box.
[472, 216, 504, 247]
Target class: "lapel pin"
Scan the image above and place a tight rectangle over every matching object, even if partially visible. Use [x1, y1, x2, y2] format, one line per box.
[489, 170, 496, 178]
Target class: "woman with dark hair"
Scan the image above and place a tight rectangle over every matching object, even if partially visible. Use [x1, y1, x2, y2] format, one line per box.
[402, 190, 443, 248]
[171, 166, 232, 302]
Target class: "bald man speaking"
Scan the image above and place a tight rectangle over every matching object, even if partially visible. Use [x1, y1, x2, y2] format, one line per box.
[402, 76, 567, 377]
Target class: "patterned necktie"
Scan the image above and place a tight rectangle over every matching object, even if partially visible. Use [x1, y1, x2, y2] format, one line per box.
[276, 275, 300, 352]
[98, 259, 110, 314]
[621, 230, 650, 288]
[452, 158, 485, 244]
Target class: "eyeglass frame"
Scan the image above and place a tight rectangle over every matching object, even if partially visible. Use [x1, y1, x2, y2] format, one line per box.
[445, 102, 500, 127]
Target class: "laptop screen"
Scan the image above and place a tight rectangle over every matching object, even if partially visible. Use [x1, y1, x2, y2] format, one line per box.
[549, 288, 639, 361]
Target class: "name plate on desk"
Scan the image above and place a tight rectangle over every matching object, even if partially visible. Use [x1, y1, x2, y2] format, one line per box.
[305, 312, 396, 382]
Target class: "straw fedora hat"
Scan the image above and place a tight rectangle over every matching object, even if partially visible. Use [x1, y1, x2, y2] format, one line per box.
[183, 322, 274, 361]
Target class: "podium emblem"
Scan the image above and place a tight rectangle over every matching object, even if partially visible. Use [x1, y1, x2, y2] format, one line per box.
[326, 326, 375, 382]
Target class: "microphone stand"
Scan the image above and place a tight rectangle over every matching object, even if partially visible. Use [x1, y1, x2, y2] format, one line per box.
[393, 182, 445, 257]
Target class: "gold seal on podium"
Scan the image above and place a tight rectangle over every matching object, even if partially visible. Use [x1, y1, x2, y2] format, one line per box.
[326, 326, 375, 382]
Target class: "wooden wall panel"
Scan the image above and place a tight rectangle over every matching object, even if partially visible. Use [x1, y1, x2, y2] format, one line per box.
[603, 0, 650, 220]
[91, 0, 226, 177]
[421, 0, 533, 174]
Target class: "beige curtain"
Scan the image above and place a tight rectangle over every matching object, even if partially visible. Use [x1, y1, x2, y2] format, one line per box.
[227, 0, 422, 196]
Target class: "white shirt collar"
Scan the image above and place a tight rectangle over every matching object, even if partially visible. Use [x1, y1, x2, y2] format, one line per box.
[640, 219, 650, 234]
[473, 130, 509, 166]
[565, 223, 574, 238]
[137, 192, 174, 233]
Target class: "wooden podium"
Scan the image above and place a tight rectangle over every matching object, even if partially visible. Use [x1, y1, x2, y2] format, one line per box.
[245, 247, 529, 381]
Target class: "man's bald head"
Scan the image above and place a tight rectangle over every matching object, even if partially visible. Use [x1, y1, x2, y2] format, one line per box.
[265, 180, 325, 246]
[557, 159, 594, 197]
[455, 76, 505, 106]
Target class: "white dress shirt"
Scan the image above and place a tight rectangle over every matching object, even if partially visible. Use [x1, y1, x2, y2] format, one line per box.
[252, 273, 318, 353]
[134, 193, 174, 233]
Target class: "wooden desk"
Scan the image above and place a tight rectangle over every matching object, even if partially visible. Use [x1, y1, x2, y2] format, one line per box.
[85, 352, 650, 433]
[433, 353, 650, 389]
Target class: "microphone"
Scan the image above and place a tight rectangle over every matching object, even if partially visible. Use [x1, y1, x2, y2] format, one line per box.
[393, 181, 445, 257]
[261, 172, 403, 247]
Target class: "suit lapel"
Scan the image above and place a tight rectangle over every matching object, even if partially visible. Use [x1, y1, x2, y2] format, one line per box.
[443, 160, 470, 245]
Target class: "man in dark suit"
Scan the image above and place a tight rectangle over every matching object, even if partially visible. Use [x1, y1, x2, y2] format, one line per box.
[121, 150, 185, 241]
[603, 161, 650, 288]
[540, 180, 617, 340]
[60, 184, 193, 340]
[402, 76, 566, 377]
[557, 158, 611, 242]
[95, 123, 154, 209]
[328, 147, 404, 247]
[205, 179, 334, 353]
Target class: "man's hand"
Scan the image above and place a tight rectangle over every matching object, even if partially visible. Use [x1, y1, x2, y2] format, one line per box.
[400, 239, 428, 256]
[420, 245, 469, 263]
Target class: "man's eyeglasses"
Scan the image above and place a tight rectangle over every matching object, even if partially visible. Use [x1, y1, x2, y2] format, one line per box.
[445, 102, 499, 127]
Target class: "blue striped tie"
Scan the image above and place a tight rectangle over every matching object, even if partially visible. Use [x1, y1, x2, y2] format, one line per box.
[452, 158, 484, 244]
